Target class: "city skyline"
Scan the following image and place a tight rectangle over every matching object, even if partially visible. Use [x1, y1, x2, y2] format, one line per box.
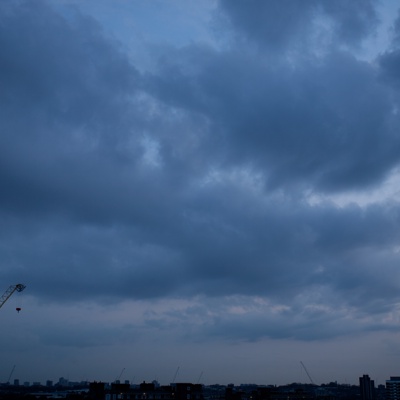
[2, 0, 400, 386]
[0, 373, 391, 388]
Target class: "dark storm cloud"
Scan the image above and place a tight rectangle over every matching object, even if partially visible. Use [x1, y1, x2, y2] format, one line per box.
[203, 306, 370, 342]
[149, 46, 400, 192]
[0, 0, 144, 220]
[379, 12, 400, 88]
[2, 0, 400, 345]
[218, 0, 378, 51]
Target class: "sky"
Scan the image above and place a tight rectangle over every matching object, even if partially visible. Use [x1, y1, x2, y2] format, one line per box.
[2, 0, 400, 387]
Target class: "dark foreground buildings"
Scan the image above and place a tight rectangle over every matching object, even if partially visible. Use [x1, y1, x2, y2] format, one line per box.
[100, 381, 203, 400]
[0, 381, 204, 400]
[0, 374, 397, 400]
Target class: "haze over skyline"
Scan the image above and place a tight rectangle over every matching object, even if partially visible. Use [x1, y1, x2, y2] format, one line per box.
[2, 0, 400, 387]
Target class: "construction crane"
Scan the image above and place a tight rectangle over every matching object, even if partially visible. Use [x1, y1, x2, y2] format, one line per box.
[115, 367, 125, 382]
[300, 361, 315, 385]
[196, 371, 203, 384]
[172, 366, 180, 384]
[7, 365, 16, 384]
[0, 284, 26, 311]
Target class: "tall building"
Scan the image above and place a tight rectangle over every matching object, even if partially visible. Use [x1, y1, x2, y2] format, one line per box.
[386, 377, 400, 400]
[360, 375, 375, 400]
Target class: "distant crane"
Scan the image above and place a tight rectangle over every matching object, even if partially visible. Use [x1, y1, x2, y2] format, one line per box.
[7, 365, 16, 384]
[115, 367, 125, 382]
[172, 366, 180, 383]
[0, 284, 26, 311]
[300, 361, 315, 385]
[196, 371, 203, 384]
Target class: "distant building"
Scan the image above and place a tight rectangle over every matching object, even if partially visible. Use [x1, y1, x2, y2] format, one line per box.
[172, 383, 203, 400]
[95, 381, 204, 400]
[58, 377, 68, 386]
[386, 377, 400, 400]
[360, 375, 375, 400]
[13, 379, 19, 386]
[377, 384, 387, 400]
[90, 381, 106, 398]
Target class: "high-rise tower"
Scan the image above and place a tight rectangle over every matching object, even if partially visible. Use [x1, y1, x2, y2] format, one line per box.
[386, 377, 400, 400]
[360, 374, 375, 400]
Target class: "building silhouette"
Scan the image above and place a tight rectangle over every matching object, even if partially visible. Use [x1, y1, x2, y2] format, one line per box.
[360, 375, 375, 400]
[88, 381, 204, 400]
[386, 377, 400, 400]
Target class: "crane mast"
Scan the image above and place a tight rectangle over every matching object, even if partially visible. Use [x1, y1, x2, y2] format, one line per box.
[0, 284, 26, 309]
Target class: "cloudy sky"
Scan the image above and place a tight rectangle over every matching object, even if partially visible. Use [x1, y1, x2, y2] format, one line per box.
[2, 0, 400, 387]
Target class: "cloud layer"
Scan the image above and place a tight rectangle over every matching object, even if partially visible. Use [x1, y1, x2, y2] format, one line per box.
[1, 0, 400, 384]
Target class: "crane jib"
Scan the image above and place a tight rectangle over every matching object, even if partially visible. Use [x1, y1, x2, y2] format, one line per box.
[0, 284, 26, 309]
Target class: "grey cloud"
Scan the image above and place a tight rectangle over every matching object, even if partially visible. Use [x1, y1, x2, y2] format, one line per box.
[3, 183, 400, 323]
[37, 318, 146, 349]
[142, 294, 399, 343]
[0, 1, 137, 126]
[206, 310, 399, 342]
[204, 310, 356, 342]
[379, 18, 400, 88]
[39, 324, 126, 348]
[217, 0, 378, 52]
[0, 1, 157, 225]
[319, 0, 378, 46]
[216, 0, 315, 51]
[2, 0, 400, 346]
[149, 47, 400, 192]
[391, 9, 400, 45]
